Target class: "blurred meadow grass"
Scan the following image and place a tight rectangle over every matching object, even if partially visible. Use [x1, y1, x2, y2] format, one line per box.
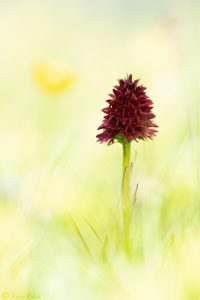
[0, 0, 200, 299]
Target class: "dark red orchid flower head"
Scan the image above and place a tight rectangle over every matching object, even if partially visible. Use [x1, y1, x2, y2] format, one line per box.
[96, 74, 158, 145]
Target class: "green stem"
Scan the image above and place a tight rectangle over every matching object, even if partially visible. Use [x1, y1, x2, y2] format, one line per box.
[121, 141, 132, 250]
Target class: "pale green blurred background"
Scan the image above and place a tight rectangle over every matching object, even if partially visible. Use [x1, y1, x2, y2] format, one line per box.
[0, 0, 200, 299]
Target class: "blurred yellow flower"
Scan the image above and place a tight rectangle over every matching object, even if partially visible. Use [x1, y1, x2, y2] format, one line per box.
[33, 60, 74, 94]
